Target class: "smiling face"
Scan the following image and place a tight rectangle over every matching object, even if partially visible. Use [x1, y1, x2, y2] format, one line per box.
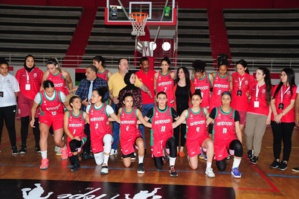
[236, 64, 246, 75]
[218, 65, 228, 76]
[161, 61, 169, 73]
[191, 94, 202, 107]
[280, 71, 288, 84]
[47, 63, 58, 75]
[70, 97, 82, 110]
[123, 95, 134, 109]
[25, 56, 35, 68]
[140, 60, 149, 73]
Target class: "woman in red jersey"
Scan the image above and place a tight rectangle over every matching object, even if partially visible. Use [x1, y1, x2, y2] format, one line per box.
[119, 93, 151, 174]
[173, 90, 215, 177]
[245, 67, 272, 164]
[15, 55, 43, 153]
[88, 87, 119, 175]
[30, 80, 69, 170]
[231, 59, 254, 131]
[154, 57, 175, 107]
[93, 55, 111, 82]
[207, 91, 243, 178]
[42, 57, 73, 95]
[270, 68, 296, 171]
[209, 59, 232, 111]
[64, 95, 88, 172]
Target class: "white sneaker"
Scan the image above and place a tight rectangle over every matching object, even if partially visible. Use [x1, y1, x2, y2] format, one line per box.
[205, 167, 215, 178]
[101, 165, 109, 174]
[110, 149, 118, 156]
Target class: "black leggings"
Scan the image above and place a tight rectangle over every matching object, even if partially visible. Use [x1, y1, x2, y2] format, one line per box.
[0, 105, 17, 147]
[216, 139, 243, 171]
[20, 116, 40, 147]
[69, 139, 83, 152]
[83, 123, 91, 153]
[153, 137, 176, 169]
[174, 124, 186, 147]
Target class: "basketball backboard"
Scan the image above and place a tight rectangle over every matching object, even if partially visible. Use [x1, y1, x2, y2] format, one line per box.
[105, 0, 176, 26]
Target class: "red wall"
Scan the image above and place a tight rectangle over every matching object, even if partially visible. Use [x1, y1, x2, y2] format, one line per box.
[1, 0, 299, 8]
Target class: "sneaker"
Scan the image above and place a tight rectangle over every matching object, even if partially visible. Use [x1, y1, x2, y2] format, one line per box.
[19, 146, 27, 154]
[231, 167, 241, 178]
[137, 163, 145, 174]
[110, 149, 118, 156]
[169, 166, 178, 177]
[205, 167, 215, 178]
[247, 150, 253, 159]
[55, 146, 61, 156]
[270, 160, 280, 169]
[278, 161, 287, 171]
[250, 156, 258, 165]
[71, 165, 80, 172]
[131, 152, 136, 160]
[12, 146, 18, 155]
[40, 158, 49, 170]
[101, 165, 109, 174]
[35, 146, 41, 153]
[61, 148, 68, 160]
[292, 167, 299, 172]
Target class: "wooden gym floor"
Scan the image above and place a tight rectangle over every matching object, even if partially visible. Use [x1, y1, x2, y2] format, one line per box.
[0, 119, 299, 198]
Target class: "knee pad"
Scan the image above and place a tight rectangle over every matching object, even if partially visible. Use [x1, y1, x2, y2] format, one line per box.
[103, 134, 113, 154]
[94, 152, 104, 165]
[216, 160, 226, 171]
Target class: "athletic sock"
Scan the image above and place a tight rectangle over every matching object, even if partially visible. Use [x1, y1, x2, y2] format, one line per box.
[232, 158, 241, 169]
[207, 162, 212, 169]
[138, 156, 144, 164]
[103, 154, 109, 165]
[169, 157, 176, 166]
[41, 151, 47, 159]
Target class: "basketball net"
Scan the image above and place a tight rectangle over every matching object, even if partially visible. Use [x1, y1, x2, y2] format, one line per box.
[130, 12, 148, 36]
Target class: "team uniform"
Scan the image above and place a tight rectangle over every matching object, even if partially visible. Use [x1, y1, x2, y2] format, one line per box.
[47, 72, 69, 95]
[88, 104, 114, 153]
[211, 107, 239, 160]
[97, 69, 109, 81]
[156, 72, 174, 107]
[210, 73, 230, 111]
[35, 90, 65, 130]
[185, 108, 209, 158]
[231, 72, 254, 124]
[119, 107, 142, 156]
[193, 73, 211, 110]
[66, 111, 87, 157]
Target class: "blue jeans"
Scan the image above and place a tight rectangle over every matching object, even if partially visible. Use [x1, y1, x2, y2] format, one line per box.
[138, 103, 154, 149]
[111, 103, 120, 150]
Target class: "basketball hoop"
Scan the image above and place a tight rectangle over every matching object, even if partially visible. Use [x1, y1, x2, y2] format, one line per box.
[130, 12, 148, 36]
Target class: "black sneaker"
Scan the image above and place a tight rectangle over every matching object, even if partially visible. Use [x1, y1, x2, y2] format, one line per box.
[278, 161, 288, 171]
[137, 163, 145, 174]
[292, 167, 299, 172]
[35, 146, 41, 153]
[169, 166, 178, 177]
[250, 156, 258, 164]
[247, 150, 253, 159]
[19, 146, 27, 154]
[12, 146, 18, 155]
[71, 165, 80, 172]
[270, 160, 280, 168]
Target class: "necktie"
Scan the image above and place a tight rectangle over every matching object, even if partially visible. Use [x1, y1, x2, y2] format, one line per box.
[88, 81, 93, 101]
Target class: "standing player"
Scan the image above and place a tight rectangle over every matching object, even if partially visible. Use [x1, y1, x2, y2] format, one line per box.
[30, 80, 68, 170]
[145, 92, 179, 177]
[231, 59, 254, 132]
[15, 55, 43, 153]
[154, 57, 175, 107]
[173, 90, 215, 177]
[64, 95, 88, 172]
[207, 92, 243, 178]
[119, 93, 151, 174]
[88, 87, 120, 174]
[93, 56, 111, 81]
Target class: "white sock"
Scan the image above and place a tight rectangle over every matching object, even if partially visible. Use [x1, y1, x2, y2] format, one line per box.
[138, 156, 144, 164]
[94, 152, 104, 165]
[207, 162, 212, 169]
[103, 154, 109, 165]
[169, 157, 176, 167]
[232, 158, 241, 169]
[41, 151, 47, 159]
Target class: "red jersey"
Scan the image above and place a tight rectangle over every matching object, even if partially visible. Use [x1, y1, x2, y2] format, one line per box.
[156, 71, 174, 107]
[210, 73, 230, 110]
[67, 111, 86, 140]
[47, 72, 69, 95]
[136, 69, 155, 104]
[97, 69, 109, 81]
[213, 107, 237, 143]
[120, 108, 140, 140]
[271, 84, 297, 123]
[89, 104, 112, 136]
[186, 108, 208, 140]
[193, 73, 211, 109]
[15, 67, 43, 100]
[231, 72, 254, 111]
[39, 90, 64, 118]
[150, 106, 173, 146]
[248, 82, 269, 116]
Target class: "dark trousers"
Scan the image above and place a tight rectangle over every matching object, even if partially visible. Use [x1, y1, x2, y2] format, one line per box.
[83, 123, 91, 153]
[0, 105, 17, 147]
[20, 116, 40, 147]
[271, 121, 295, 161]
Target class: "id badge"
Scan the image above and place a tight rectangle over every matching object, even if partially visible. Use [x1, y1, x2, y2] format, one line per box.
[223, 128, 227, 134]
[278, 103, 284, 110]
[25, 84, 31, 90]
[237, 90, 242, 96]
[254, 101, 259, 108]
[0, 91, 3, 97]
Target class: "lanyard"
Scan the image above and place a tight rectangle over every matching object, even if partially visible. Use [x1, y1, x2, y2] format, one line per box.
[26, 71, 30, 84]
[238, 77, 244, 89]
[280, 86, 290, 102]
[255, 84, 260, 100]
